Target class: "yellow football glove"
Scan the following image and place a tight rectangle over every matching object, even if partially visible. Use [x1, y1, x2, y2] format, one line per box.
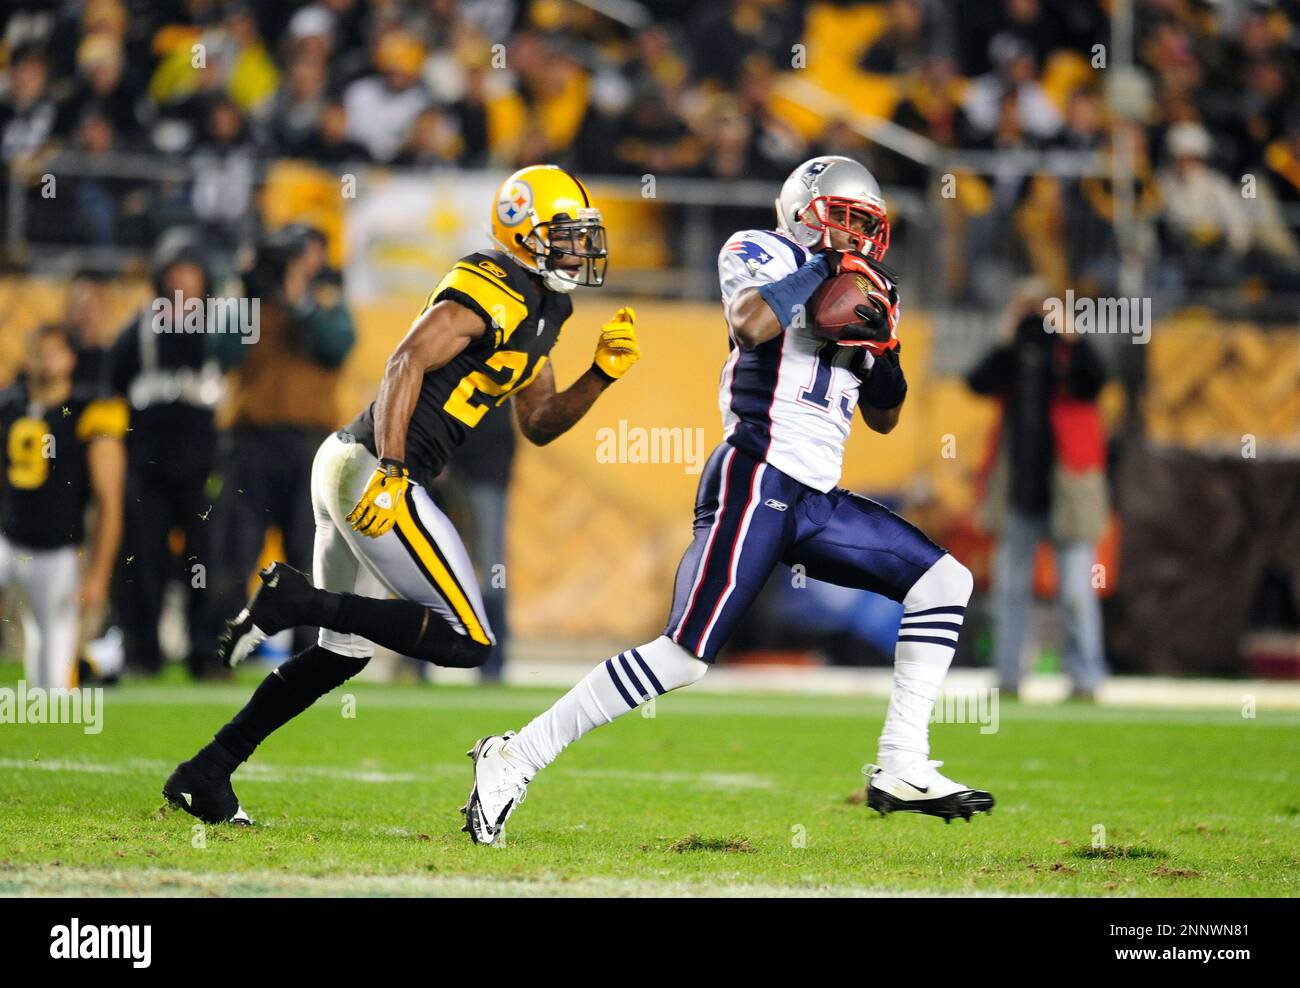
[346, 460, 410, 538]
[592, 306, 640, 381]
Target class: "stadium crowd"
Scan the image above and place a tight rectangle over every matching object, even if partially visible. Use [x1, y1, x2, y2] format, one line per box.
[0, 0, 1297, 306]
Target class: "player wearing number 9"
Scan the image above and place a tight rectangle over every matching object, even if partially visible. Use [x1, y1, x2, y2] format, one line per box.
[163, 164, 641, 826]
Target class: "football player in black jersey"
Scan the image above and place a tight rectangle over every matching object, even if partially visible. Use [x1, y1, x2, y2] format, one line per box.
[0, 326, 127, 688]
[164, 165, 641, 824]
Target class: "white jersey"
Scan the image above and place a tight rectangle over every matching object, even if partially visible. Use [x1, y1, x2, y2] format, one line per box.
[717, 228, 882, 492]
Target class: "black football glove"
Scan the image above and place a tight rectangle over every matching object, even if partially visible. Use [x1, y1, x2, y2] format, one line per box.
[857, 342, 908, 410]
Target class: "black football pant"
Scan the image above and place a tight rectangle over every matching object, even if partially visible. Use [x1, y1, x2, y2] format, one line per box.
[117, 416, 217, 677]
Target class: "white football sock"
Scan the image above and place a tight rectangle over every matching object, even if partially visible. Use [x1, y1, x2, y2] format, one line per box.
[878, 553, 973, 772]
[506, 635, 708, 776]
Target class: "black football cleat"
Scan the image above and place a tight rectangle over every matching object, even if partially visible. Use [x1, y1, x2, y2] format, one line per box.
[218, 562, 317, 668]
[865, 760, 995, 823]
[163, 759, 253, 825]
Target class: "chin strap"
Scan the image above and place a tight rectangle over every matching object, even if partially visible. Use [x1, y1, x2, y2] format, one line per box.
[543, 269, 579, 293]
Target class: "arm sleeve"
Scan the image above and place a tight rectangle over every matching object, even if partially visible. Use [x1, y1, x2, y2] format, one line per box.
[76, 396, 130, 442]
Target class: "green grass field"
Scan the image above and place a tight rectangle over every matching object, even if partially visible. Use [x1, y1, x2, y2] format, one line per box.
[2, 663, 1298, 897]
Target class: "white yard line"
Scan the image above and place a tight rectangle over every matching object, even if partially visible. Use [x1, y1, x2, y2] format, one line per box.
[84, 664, 1300, 712]
[0, 756, 773, 791]
[92, 686, 1300, 727]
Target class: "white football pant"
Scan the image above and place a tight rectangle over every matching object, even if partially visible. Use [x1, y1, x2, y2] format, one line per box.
[0, 535, 80, 688]
[309, 432, 493, 659]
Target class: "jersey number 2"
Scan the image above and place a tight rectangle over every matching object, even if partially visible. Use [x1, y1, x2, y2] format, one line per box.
[444, 351, 546, 428]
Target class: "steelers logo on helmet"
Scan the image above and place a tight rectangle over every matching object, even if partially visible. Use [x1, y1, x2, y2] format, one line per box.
[490, 165, 608, 293]
[496, 181, 533, 227]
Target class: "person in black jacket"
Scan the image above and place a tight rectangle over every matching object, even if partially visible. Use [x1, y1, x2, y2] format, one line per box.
[967, 290, 1110, 700]
[109, 234, 222, 677]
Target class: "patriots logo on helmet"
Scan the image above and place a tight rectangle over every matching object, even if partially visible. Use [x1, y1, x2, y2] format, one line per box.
[496, 181, 533, 226]
[800, 159, 831, 191]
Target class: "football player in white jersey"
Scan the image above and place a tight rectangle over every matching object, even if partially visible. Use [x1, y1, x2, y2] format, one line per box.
[462, 156, 993, 844]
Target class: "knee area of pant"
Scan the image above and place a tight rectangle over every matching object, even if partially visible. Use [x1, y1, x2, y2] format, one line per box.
[650, 637, 710, 689]
[436, 633, 492, 669]
[906, 554, 974, 611]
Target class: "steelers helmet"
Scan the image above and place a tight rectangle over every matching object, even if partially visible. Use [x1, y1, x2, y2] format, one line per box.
[491, 164, 607, 293]
[776, 155, 890, 260]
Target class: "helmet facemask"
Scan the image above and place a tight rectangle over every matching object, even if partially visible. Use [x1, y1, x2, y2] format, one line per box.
[519, 207, 608, 293]
[803, 195, 891, 260]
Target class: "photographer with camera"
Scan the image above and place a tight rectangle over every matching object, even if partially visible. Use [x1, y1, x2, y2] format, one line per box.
[195, 224, 356, 675]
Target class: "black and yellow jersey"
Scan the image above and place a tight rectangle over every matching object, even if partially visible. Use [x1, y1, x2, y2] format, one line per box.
[346, 249, 572, 485]
[0, 384, 129, 550]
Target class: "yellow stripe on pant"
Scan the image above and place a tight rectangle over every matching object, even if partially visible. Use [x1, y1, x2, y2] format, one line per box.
[394, 499, 491, 646]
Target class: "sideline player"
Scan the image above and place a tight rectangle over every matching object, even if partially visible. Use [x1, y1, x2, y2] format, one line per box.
[0, 326, 127, 688]
[163, 165, 641, 824]
[463, 156, 994, 844]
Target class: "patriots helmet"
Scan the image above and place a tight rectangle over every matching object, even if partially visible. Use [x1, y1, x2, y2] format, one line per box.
[775, 155, 890, 260]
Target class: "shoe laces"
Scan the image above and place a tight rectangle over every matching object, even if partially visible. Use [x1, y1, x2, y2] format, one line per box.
[488, 746, 530, 803]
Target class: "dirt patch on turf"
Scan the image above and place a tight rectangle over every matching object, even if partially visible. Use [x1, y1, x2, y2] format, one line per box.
[1150, 865, 1201, 879]
[1070, 844, 1167, 861]
[663, 834, 755, 854]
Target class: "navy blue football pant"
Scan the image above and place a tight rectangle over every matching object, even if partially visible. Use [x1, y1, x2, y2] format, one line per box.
[666, 442, 948, 661]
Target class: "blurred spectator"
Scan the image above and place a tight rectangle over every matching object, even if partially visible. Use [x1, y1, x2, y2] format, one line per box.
[342, 31, 431, 163]
[1156, 121, 1251, 293]
[148, 3, 278, 124]
[268, 55, 330, 155]
[61, 270, 117, 393]
[859, 0, 930, 75]
[189, 97, 258, 275]
[612, 87, 701, 176]
[0, 325, 127, 688]
[109, 236, 221, 677]
[293, 99, 371, 164]
[967, 285, 1109, 701]
[964, 34, 1061, 143]
[1264, 114, 1300, 208]
[502, 33, 590, 164]
[1, 44, 56, 162]
[198, 225, 355, 670]
[55, 34, 141, 147]
[689, 0, 804, 87]
[888, 54, 975, 187]
[392, 105, 463, 166]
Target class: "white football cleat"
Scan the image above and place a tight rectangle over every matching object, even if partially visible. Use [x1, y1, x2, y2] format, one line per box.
[461, 733, 530, 845]
[865, 759, 994, 822]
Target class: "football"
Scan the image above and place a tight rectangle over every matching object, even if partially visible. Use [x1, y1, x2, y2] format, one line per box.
[808, 271, 890, 344]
